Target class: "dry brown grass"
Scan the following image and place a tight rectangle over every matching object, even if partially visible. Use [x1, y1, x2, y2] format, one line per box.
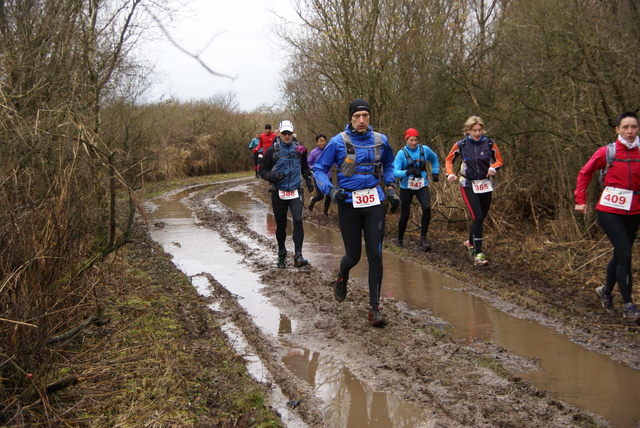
[1, 223, 282, 427]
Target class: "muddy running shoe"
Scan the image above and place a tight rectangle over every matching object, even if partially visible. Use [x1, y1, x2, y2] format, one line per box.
[595, 286, 615, 314]
[623, 303, 640, 322]
[368, 306, 385, 327]
[474, 253, 489, 266]
[334, 271, 348, 302]
[293, 253, 308, 267]
[420, 236, 431, 251]
[277, 248, 287, 269]
[308, 201, 315, 211]
[463, 240, 474, 256]
[396, 239, 404, 248]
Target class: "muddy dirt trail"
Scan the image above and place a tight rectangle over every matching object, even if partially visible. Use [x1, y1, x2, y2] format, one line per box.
[145, 178, 639, 427]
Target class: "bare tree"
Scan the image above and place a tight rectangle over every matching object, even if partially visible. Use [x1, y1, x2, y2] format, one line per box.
[0, 0, 173, 421]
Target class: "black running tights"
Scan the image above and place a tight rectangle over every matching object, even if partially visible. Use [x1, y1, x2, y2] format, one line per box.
[461, 186, 492, 254]
[271, 190, 304, 254]
[597, 210, 640, 303]
[337, 202, 386, 308]
[397, 186, 432, 240]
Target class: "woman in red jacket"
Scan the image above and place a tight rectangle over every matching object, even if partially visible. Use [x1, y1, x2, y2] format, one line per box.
[575, 112, 640, 322]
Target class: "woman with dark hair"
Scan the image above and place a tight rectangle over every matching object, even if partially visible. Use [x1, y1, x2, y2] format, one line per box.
[575, 112, 640, 322]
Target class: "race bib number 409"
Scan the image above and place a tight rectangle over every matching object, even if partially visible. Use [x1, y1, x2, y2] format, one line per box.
[278, 189, 299, 200]
[352, 188, 381, 208]
[599, 187, 633, 211]
[472, 179, 493, 194]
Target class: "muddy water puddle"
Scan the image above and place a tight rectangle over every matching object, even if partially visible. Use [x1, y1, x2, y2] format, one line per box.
[146, 185, 432, 427]
[217, 184, 640, 428]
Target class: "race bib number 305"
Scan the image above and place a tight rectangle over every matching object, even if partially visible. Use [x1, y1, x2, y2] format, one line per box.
[278, 189, 299, 200]
[599, 187, 633, 211]
[472, 179, 493, 193]
[352, 188, 381, 208]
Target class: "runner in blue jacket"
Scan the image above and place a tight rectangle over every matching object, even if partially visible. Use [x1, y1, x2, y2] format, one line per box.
[313, 99, 399, 327]
[393, 128, 440, 250]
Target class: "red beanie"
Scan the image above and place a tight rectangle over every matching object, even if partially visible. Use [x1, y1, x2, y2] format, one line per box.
[404, 128, 419, 141]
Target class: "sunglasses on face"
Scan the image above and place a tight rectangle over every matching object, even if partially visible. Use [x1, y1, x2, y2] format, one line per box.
[281, 131, 293, 136]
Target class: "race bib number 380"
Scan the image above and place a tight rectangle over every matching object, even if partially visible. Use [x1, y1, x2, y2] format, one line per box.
[278, 189, 299, 200]
[352, 188, 381, 208]
[599, 187, 633, 211]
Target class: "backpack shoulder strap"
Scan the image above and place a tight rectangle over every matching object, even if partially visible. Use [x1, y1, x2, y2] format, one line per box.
[402, 147, 412, 162]
[271, 140, 280, 168]
[598, 141, 617, 185]
[606, 141, 616, 167]
[373, 132, 383, 162]
[340, 131, 356, 156]
[340, 131, 351, 145]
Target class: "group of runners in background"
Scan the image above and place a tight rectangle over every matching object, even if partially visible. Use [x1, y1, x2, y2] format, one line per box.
[249, 100, 640, 326]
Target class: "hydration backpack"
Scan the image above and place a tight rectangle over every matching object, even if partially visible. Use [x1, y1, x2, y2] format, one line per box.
[339, 131, 384, 179]
[402, 145, 426, 170]
[271, 137, 303, 162]
[598, 142, 616, 187]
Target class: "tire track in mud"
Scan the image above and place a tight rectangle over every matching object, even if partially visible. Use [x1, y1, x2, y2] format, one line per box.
[190, 181, 606, 427]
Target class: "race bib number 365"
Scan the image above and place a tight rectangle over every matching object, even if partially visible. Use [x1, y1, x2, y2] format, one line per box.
[278, 189, 299, 200]
[472, 179, 493, 194]
[599, 187, 633, 211]
[352, 188, 381, 208]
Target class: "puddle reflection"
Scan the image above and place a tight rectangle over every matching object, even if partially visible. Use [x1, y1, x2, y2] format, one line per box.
[283, 348, 432, 428]
[147, 185, 433, 427]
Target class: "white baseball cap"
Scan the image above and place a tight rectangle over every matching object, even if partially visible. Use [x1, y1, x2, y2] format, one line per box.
[279, 120, 294, 133]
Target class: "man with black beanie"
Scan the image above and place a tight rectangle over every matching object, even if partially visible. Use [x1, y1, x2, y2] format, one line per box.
[312, 98, 400, 327]
[256, 124, 277, 160]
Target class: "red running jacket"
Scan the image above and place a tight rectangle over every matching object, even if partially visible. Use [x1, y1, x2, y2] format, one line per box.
[575, 139, 640, 215]
[256, 131, 277, 154]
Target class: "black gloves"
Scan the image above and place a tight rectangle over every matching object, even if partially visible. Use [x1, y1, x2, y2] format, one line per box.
[386, 187, 400, 213]
[406, 167, 421, 177]
[305, 177, 314, 193]
[431, 173, 440, 183]
[330, 187, 348, 203]
[270, 172, 285, 183]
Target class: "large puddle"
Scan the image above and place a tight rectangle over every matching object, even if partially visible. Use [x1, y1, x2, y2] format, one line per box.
[148, 183, 640, 427]
[146, 184, 433, 427]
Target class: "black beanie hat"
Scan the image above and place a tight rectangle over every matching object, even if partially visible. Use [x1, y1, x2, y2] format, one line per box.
[265, 124, 272, 130]
[349, 99, 370, 119]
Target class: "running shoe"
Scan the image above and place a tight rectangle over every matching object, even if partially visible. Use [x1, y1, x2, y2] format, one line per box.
[420, 236, 431, 251]
[463, 240, 475, 256]
[293, 253, 309, 268]
[474, 253, 489, 266]
[623, 303, 640, 322]
[277, 248, 287, 269]
[308, 201, 315, 211]
[595, 286, 615, 314]
[368, 306, 385, 327]
[334, 271, 348, 302]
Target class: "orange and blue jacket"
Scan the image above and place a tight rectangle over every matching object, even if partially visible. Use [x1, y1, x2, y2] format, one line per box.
[445, 136, 503, 188]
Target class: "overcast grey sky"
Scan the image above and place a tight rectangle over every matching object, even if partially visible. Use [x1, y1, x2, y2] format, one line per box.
[143, 0, 297, 111]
